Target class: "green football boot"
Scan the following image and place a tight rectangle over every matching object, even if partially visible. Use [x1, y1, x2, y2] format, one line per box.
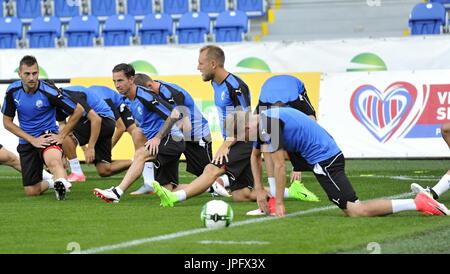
[152, 181, 178, 207]
[288, 180, 320, 202]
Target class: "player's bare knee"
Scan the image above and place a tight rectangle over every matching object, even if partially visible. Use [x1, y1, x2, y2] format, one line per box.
[345, 203, 369, 217]
[203, 164, 224, 178]
[24, 187, 41, 196]
[442, 123, 450, 136]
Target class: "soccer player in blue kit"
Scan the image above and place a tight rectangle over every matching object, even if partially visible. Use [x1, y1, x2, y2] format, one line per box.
[232, 107, 450, 217]
[57, 85, 132, 181]
[131, 73, 230, 197]
[153, 46, 310, 207]
[93, 63, 187, 203]
[1, 56, 85, 199]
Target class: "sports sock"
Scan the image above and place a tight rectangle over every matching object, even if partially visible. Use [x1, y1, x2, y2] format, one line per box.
[219, 174, 230, 187]
[46, 178, 55, 189]
[431, 174, 450, 198]
[42, 169, 53, 181]
[142, 162, 155, 186]
[175, 190, 186, 201]
[268, 177, 276, 196]
[115, 186, 124, 196]
[284, 188, 290, 198]
[392, 199, 417, 213]
[68, 158, 83, 175]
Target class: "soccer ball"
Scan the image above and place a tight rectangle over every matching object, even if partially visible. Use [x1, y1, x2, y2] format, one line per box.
[200, 200, 234, 228]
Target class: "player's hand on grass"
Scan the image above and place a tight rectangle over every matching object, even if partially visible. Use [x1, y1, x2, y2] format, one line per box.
[145, 137, 161, 155]
[290, 171, 301, 183]
[276, 201, 286, 218]
[256, 188, 271, 215]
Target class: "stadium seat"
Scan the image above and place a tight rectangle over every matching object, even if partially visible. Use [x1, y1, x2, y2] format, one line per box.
[163, 0, 189, 18]
[90, 0, 117, 17]
[213, 10, 247, 42]
[0, 17, 22, 48]
[176, 11, 210, 44]
[102, 14, 135, 46]
[65, 15, 99, 47]
[54, 0, 80, 19]
[126, 0, 153, 16]
[236, 0, 265, 18]
[409, 2, 446, 35]
[199, 0, 226, 18]
[16, 0, 42, 20]
[139, 13, 173, 45]
[27, 15, 61, 48]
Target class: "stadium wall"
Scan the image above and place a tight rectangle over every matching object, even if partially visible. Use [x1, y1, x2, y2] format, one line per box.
[1, 36, 450, 159]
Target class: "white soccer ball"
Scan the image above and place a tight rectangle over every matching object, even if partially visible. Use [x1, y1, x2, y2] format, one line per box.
[200, 200, 234, 229]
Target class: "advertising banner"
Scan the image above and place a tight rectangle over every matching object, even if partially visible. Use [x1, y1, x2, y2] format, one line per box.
[319, 70, 450, 158]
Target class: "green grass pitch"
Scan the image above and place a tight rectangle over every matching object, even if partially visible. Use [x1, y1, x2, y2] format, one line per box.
[1, 159, 450, 254]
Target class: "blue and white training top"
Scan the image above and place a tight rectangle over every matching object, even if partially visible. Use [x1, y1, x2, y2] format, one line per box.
[123, 85, 183, 140]
[259, 74, 305, 104]
[211, 73, 251, 138]
[257, 107, 341, 164]
[155, 80, 211, 141]
[1, 80, 80, 144]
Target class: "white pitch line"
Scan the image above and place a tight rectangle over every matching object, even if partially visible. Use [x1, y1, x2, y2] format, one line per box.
[79, 192, 414, 254]
[199, 240, 270, 245]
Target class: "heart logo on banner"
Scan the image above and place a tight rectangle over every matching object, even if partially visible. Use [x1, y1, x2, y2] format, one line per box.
[350, 82, 419, 143]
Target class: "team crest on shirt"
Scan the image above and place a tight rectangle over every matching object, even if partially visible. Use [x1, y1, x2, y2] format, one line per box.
[35, 99, 44, 108]
[137, 106, 143, 115]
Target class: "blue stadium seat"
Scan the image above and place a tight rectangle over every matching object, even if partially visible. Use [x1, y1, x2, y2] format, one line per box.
[65, 15, 99, 47]
[176, 11, 210, 44]
[54, 0, 80, 19]
[91, 0, 117, 17]
[102, 14, 135, 46]
[139, 13, 173, 45]
[0, 17, 22, 48]
[16, 0, 42, 20]
[127, 0, 153, 16]
[27, 16, 61, 48]
[214, 10, 247, 42]
[409, 2, 446, 35]
[236, 0, 265, 18]
[163, 0, 189, 18]
[199, 0, 226, 17]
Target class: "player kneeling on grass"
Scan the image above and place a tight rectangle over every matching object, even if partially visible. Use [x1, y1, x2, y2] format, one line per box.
[234, 107, 449, 217]
[1, 55, 85, 199]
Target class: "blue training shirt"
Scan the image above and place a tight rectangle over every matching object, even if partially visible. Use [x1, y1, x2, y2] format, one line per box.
[258, 107, 341, 164]
[123, 86, 183, 139]
[61, 86, 115, 119]
[1, 80, 80, 144]
[259, 75, 305, 104]
[156, 80, 211, 141]
[211, 73, 251, 138]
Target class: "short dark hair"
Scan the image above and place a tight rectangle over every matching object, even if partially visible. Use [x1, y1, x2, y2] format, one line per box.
[112, 63, 135, 78]
[200, 45, 225, 67]
[134, 73, 152, 87]
[19, 55, 38, 70]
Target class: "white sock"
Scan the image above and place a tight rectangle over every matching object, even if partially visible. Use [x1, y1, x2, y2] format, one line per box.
[219, 174, 230, 188]
[268, 177, 276, 196]
[175, 190, 187, 201]
[432, 174, 450, 197]
[391, 199, 417, 213]
[42, 169, 53, 181]
[142, 162, 155, 186]
[46, 178, 55, 189]
[284, 188, 290, 198]
[115, 186, 124, 196]
[68, 158, 83, 175]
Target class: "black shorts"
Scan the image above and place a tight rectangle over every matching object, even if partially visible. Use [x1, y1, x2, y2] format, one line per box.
[72, 116, 115, 164]
[118, 103, 135, 129]
[212, 141, 254, 192]
[184, 138, 212, 176]
[287, 152, 313, 172]
[154, 135, 185, 187]
[17, 142, 63, 187]
[311, 152, 358, 209]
